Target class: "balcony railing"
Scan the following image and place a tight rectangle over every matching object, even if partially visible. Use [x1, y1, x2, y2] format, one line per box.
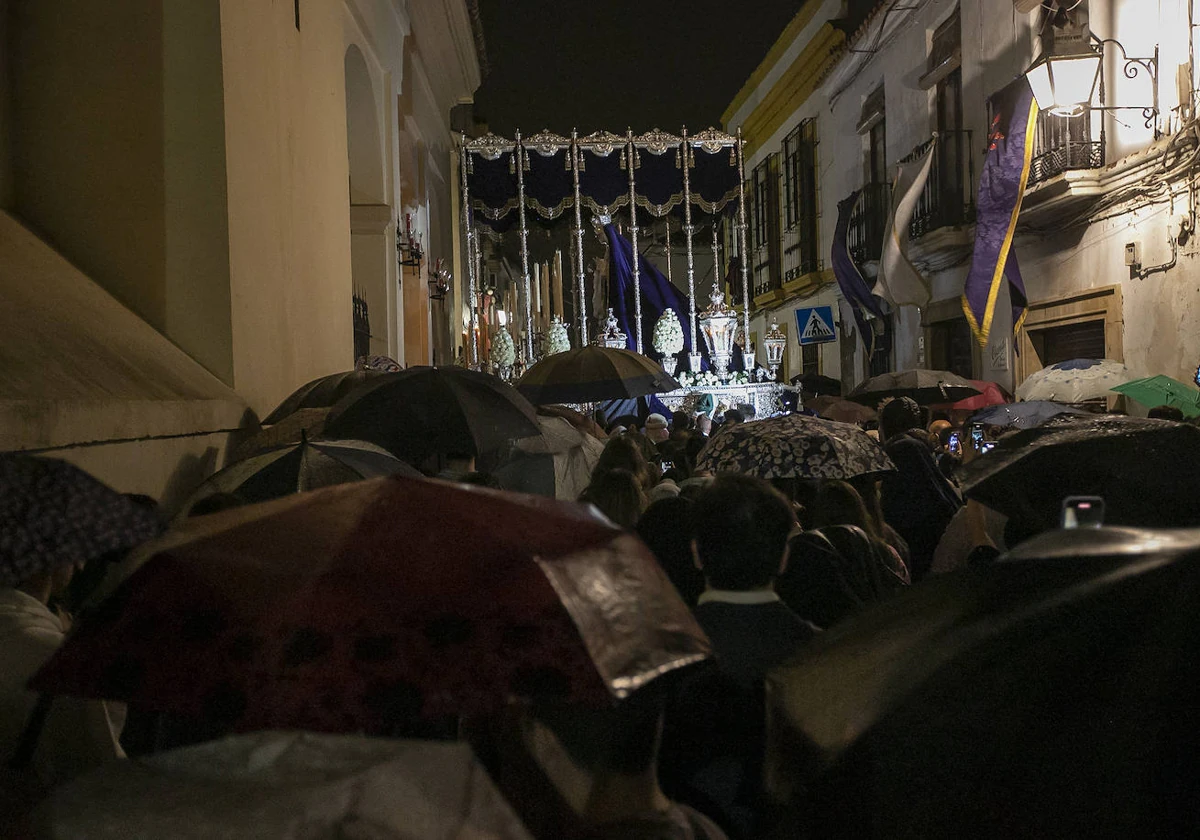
[1028, 111, 1104, 187]
[900, 129, 976, 239]
[353, 292, 371, 359]
[753, 246, 777, 300]
[848, 182, 890, 265]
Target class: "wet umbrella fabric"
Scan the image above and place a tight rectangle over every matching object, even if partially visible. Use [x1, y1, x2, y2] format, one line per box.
[765, 526, 1200, 838]
[929, 379, 1010, 412]
[1015, 358, 1129, 403]
[323, 366, 541, 463]
[516, 346, 681, 405]
[43, 731, 533, 839]
[262, 369, 387, 425]
[491, 416, 605, 500]
[181, 438, 420, 514]
[1111, 374, 1200, 417]
[846, 369, 981, 406]
[969, 400, 1087, 430]
[790, 373, 843, 397]
[805, 396, 878, 425]
[958, 414, 1200, 530]
[695, 415, 894, 480]
[32, 476, 710, 733]
[0, 455, 163, 587]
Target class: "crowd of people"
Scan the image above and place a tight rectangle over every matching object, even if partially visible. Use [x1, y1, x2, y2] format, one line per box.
[0, 391, 1189, 838]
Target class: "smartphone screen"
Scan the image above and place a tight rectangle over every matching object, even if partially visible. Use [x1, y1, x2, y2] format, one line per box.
[980, 441, 996, 454]
[1061, 496, 1105, 529]
[970, 424, 985, 449]
[948, 432, 961, 454]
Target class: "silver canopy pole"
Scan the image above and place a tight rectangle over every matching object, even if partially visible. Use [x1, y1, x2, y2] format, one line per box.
[736, 127, 752, 369]
[681, 127, 698, 356]
[514, 131, 534, 362]
[458, 137, 479, 368]
[626, 129, 642, 353]
[571, 130, 589, 346]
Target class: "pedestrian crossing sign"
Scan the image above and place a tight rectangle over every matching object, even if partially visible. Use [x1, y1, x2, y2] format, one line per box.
[795, 305, 836, 345]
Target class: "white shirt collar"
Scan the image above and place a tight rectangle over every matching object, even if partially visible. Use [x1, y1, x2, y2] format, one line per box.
[697, 588, 780, 606]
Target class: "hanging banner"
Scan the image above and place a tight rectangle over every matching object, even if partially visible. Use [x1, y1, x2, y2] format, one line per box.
[962, 78, 1037, 346]
[831, 190, 885, 354]
[876, 137, 935, 308]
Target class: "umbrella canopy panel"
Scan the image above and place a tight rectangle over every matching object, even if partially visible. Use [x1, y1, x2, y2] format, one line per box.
[1111, 374, 1200, 417]
[323, 366, 541, 463]
[696, 415, 894, 480]
[34, 476, 710, 733]
[847, 369, 981, 406]
[1015, 358, 1129, 403]
[958, 414, 1200, 530]
[766, 526, 1200, 838]
[263, 370, 388, 425]
[516, 346, 681, 405]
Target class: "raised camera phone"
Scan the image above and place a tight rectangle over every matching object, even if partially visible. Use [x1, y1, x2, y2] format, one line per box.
[948, 432, 961, 454]
[970, 424, 985, 450]
[1061, 496, 1105, 529]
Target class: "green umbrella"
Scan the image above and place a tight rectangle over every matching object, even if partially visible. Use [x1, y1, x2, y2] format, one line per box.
[1111, 374, 1200, 417]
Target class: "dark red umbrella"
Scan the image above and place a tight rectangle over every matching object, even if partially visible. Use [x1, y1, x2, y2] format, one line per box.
[32, 476, 709, 734]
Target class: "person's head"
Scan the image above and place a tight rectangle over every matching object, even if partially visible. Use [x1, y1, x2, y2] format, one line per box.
[594, 435, 651, 489]
[928, 419, 953, 440]
[643, 413, 670, 443]
[692, 474, 796, 590]
[722, 408, 745, 426]
[694, 414, 712, 436]
[607, 414, 641, 436]
[1149, 405, 1186, 422]
[579, 469, 647, 529]
[623, 432, 663, 485]
[880, 397, 923, 442]
[670, 411, 692, 433]
[736, 402, 757, 420]
[637, 497, 703, 607]
[811, 479, 878, 540]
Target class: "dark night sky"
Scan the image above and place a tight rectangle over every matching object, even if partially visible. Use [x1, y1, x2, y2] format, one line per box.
[473, 1, 809, 137]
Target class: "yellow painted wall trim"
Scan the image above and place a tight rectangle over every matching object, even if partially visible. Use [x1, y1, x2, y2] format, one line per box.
[736, 25, 847, 158]
[723, 2, 824, 126]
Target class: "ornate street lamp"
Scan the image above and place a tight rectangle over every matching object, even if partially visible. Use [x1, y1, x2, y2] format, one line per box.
[1024, 35, 1159, 129]
[763, 322, 787, 381]
[698, 281, 737, 379]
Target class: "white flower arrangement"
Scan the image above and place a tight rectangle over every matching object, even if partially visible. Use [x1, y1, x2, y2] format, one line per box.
[727, 371, 750, 385]
[652, 308, 685, 357]
[678, 370, 722, 388]
[492, 328, 516, 367]
[546, 317, 570, 355]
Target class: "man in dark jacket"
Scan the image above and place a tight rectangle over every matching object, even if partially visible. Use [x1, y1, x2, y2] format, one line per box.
[660, 475, 818, 837]
[690, 474, 819, 677]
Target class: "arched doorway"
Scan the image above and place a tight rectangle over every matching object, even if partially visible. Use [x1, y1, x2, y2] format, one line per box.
[344, 45, 392, 361]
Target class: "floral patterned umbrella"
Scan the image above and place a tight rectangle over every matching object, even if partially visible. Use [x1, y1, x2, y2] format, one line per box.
[32, 476, 710, 734]
[695, 414, 895, 480]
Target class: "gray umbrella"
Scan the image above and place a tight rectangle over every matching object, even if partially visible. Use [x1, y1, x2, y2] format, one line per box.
[695, 414, 895, 480]
[847, 368, 981, 406]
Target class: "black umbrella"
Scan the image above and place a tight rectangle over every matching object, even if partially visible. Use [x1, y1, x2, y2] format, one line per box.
[958, 414, 1200, 531]
[765, 526, 1200, 839]
[846, 368, 981, 405]
[0, 455, 163, 587]
[790, 372, 842, 397]
[516, 346, 681, 405]
[262, 370, 388, 425]
[322, 366, 541, 463]
[182, 437, 420, 514]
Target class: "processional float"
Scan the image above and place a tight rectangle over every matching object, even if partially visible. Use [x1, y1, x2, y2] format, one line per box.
[458, 125, 783, 416]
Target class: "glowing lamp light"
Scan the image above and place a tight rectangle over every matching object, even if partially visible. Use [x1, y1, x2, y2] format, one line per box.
[698, 282, 738, 379]
[763, 322, 787, 381]
[1025, 48, 1101, 116]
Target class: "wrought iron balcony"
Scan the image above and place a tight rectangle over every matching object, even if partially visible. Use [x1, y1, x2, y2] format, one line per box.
[1028, 110, 1104, 187]
[848, 182, 890, 265]
[902, 129, 976, 239]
